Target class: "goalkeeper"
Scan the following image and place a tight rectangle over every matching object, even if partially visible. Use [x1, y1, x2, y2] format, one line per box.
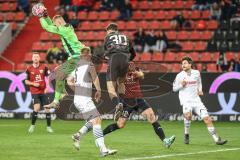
[36, 5, 85, 108]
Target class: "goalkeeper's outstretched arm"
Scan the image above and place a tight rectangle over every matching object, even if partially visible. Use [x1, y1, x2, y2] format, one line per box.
[39, 10, 60, 34]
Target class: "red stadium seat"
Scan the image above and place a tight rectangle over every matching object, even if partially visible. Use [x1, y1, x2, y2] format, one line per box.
[150, 21, 159, 30]
[202, 10, 210, 19]
[173, 1, 184, 10]
[164, 52, 175, 61]
[207, 63, 217, 72]
[201, 31, 213, 40]
[165, 10, 177, 20]
[95, 31, 105, 40]
[0, 14, 4, 21]
[160, 21, 171, 30]
[92, 21, 103, 30]
[139, 1, 150, 10]
[189, 52, 199, 61]
[16, 63, 28, 71]
[212, 52, 219, 61]
[144, 11, 154, 20]
[226, 52, 236, 61]
[201, 52, 212, 62]
[131, 1, 138, 10]
[189, 31, 201, 40]
[172, 63, 181, 72]
[151, 1, 161, 10]
[182, 42, 194, 51]
[156, 11, 166, 20]
[109, 10, 119, 20]
[138, 21, 149, 30]
[185, 1, 194, 9]
[77, 31, 85, 40]
[99, 11, 109, 20]
[43, 42, 53, 51]
[126, 21, 137, 30]
[10, 3, 17, 11]
[177, 31, 189, 40]
[6, 12, 14, 21]
[190, 10, 201, 20]
[40, 53, 46, 61]
[1, 3, 10, 12]
[162, 1, 172, 10]
[88, 11, 98, 20]
[133, 53, 141, 62]
[152, 52, 163, 61]
[77, 11, 87, 20]
[196, 20, 207, 30]
[52, 34, 60, 41]
[40, 32, 50, 41]
[93, 1, 100, 10]
[85, 32, 95, 40]
[176, 52, 187, 62]
[196, 63, 202, 70]
[166, 31, 177, 40]
[32, 42, 43, 51]
[79, 21, 91, 30]
[15, 12, 25, 22]
[24, 52, 32, 62]
[132, 11, 142, 20]
[207, 20, 218, 30]
[117, 21, 126, 30]
[182, 10, 190, 19]
[141, 53, 152, 61]
[195, 41, 206, 51]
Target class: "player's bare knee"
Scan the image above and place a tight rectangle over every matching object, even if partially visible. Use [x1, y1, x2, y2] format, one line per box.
[184, 114, 192, 120]
[203, 116, 212, 124]
[147, 113, 156, 123]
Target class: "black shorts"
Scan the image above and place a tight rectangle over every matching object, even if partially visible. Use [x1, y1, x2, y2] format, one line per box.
[106, 53, 129, 81]
[32, 94, 49, 106]
[121, 98, 150, 119]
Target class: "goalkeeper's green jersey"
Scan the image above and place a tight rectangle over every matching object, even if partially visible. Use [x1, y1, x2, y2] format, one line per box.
[40, 16, 84, 58]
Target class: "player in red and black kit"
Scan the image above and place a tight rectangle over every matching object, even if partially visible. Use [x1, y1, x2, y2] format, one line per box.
[25, 52, 53, 133]
[103, 62, 176, 148]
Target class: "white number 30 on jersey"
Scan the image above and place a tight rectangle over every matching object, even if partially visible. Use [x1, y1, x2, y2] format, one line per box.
[110, 35, 127, 45]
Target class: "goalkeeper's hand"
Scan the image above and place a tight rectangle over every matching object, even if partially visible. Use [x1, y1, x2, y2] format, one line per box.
[42, 8, 48, 18]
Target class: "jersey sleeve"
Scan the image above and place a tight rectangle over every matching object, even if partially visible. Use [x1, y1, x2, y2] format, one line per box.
[173, 73, 183, 92]
[44, 66, 50, 76]
[197, 71, 203, 92]
[40, 16, 60, 34]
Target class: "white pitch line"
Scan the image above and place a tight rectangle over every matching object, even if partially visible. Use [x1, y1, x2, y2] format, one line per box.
[119, 148, 240, 160]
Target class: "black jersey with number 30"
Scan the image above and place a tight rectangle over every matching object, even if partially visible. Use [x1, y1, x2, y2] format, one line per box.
[104, 31, 136, 60]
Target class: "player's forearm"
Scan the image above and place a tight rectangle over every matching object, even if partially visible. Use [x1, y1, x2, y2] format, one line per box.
[173, 84, 183, 92]
[93, 77, 101, 92]
[25, 80, 34, 86]
[40, 17, 59, 34]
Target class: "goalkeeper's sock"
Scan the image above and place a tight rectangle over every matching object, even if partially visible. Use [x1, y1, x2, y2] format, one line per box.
[152, 121, 166, 141]
[207, 127, 219, 142]
[78, 122, 92, 136]
[31, 111, 38, 125]
[46, 113, 51, 127]
[93, 125, 107, 152]
[54, 80, 65, 102]
[103, 123, 120, 135]
[184, 118, 191, 134]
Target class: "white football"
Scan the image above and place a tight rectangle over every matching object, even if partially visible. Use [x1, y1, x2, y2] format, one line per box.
[32, 3, 46, 17]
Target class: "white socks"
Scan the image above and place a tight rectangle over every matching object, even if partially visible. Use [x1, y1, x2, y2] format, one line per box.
[184, 118, 191, 134]
[93, 124, 107, 152]
[207, 127, 219, 142]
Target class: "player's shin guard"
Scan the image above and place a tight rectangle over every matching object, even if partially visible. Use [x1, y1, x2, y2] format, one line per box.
[31, 111, 38, 125]
[207, 127, 219, 142]
[184, 118, 191, 135]
[93, 125, 107, 152]
[79, 121, 93, 136]
[152, 121, 166, 141]
[103, 123, 120, 135]
[46, 113, 51, 127]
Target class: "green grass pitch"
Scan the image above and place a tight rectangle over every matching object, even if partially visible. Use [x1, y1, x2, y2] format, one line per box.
[0, 119, 239, 160]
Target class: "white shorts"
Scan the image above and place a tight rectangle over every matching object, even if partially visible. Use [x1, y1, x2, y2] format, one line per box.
[182, 102, 209, 119]
[74, 96, 100, 121]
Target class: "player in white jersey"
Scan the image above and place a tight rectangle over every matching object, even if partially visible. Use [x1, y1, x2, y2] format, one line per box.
[70, 47, 117, 157]
[173, 56, 227, 145]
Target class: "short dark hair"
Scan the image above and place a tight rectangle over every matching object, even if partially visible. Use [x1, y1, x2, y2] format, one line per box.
[106, 23, 118, 31]
[181, 56, 193, 65]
